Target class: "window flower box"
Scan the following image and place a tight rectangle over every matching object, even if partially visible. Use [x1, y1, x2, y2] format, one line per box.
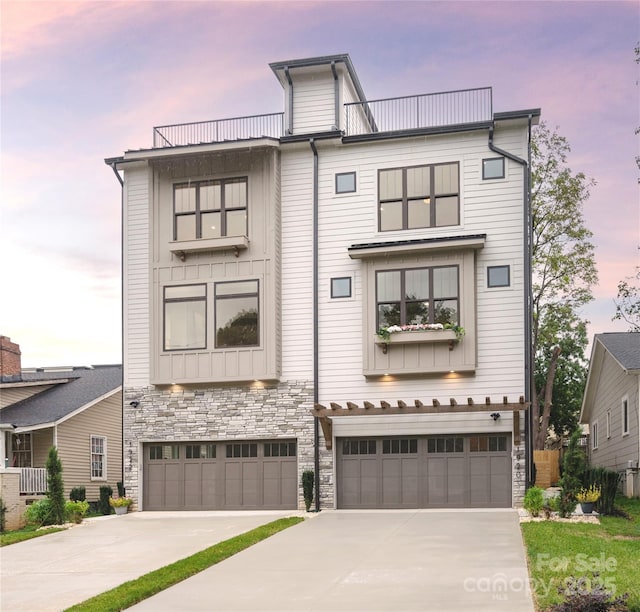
[375, 324, 463, 354]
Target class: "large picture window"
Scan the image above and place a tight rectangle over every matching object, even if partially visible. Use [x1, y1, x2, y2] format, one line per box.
[215, 280, 259, 348]
[378, 163, 459, 231]
[164, 284, 207, 351]
[376, 266, 458, 328]
[174, 177, 247, 240]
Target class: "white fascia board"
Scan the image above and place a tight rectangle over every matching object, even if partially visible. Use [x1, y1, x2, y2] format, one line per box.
[123, 138, 279, 162]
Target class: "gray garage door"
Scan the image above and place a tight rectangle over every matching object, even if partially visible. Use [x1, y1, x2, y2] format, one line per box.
[143, 440, 297, 510]
[337, 435, 511, 509]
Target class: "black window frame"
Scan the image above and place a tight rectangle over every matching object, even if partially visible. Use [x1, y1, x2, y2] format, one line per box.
[331, 276, 352, 299]
[214, 279, 260, 349]
[163, 284, 207, 352]
[335, 171, 357, 194]
[487, 265, 511, 288]
[173, 176, 248, 241]
[482, 157, 505, 180]
[378, 162, 459, 232]
[375, 265, 459, 329]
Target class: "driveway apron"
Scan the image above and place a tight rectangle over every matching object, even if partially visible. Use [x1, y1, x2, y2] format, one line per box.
[132, 509, 534, 612]
[0, 511, 299, 612]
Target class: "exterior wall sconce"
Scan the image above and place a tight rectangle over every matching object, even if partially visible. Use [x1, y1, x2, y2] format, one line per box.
[490, 412, 501, 421]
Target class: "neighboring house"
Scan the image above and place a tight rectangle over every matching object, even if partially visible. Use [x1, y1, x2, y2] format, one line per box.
[0, 336, 123, 506]
[106, 54, 539, 511]
[580, 332, 640, 497]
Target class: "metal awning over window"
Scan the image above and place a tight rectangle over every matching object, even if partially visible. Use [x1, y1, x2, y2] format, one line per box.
[311, 396, 529, 449]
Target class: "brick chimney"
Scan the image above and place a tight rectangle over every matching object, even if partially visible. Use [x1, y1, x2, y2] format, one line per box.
[0, 336, 22, 382]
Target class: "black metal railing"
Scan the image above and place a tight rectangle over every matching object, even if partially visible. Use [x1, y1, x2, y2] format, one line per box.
[344, 87, 492, 136]
[153, 112, 285, 147]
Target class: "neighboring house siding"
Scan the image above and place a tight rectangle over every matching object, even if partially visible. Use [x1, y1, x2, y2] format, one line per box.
[589, 351, 639, 472]
[32, 429, 53, 467]
[0, 385, 56, 408]
[56, 392, 123, 500]
[124, 163, 151, 387]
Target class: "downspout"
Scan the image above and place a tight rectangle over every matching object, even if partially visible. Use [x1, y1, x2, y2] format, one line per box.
[284, 67, 294, 135]
[331, 61, 339, 130]
[107, 159, 125, 488]
[310, 138, 320, 511]
[488, 118, 534, 488]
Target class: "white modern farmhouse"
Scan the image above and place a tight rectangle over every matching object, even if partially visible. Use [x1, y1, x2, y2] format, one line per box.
[106, 54, 540, 511]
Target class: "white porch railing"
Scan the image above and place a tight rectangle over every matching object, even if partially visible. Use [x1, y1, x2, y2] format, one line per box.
[19, 467, 48, 494]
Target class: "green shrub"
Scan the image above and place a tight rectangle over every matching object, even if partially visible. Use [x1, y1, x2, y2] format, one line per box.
[70, 486, 86, 502]
[583, 466, 621, 515]
[46, 446, 66, 524]
[302, 470, 314, 512]
[99, 486, 113, 515]
[65, 500, 89, 523]
[523, 487, 545, 517]
[25, 499, 54, 526]
[0, 496, 6, 533]
[558, 429, 586, 517]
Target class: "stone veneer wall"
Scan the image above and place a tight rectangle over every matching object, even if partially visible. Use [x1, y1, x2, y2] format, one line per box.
[512, 438, 526, 507]
[124, 381, 334, 510]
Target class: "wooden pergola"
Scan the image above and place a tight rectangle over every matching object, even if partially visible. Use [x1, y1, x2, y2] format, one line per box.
[311, 396, 529, 449]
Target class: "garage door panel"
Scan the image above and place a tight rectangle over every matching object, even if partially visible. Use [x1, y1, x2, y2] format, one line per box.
[201, 463, 218, 506]
[184, 463, 202, 507]
[242, 462, 259, 507]
[490, 456, 511, 506]
[446, 457, 466, 506]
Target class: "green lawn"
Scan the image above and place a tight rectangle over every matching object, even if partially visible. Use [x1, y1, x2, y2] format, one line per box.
[521, 497, 640, 611]
[0, 524, 67, 546]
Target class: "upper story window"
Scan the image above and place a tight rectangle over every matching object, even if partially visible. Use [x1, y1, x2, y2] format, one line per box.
[622, 397, 629, 436]
[376, 266, 458, 328]
[378, 163, 459, 231]
[335, 171, 356, 194]
[215, 280, 259, 348]
[164, 284, 207, 351]
[174, 177, 247, 241]
[482, 157, 505, 180]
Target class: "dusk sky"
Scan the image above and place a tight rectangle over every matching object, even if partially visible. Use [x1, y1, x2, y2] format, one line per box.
[1, 0, 638, 367]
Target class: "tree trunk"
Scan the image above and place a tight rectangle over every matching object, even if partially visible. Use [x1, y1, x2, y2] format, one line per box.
[534, 345, 562, 450]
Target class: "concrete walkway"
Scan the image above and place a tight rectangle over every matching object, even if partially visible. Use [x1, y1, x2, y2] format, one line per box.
[0, 511, 300, 612]
[132, 510, 534, 612]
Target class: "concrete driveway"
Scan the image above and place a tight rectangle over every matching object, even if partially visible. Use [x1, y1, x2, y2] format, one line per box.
[1, 509, 534, 612]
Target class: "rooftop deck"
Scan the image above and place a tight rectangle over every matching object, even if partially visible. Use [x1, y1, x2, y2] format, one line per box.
[152, 87, 493, 148]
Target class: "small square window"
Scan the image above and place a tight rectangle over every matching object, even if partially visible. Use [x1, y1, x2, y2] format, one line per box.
[487, 265, 510, 288]
[483, 158, 505, 180]
[331, 277, 352, 298]
[335, 172, 356, 194]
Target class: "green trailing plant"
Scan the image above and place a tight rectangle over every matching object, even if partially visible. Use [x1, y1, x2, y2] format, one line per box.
[99, 486, 113, 515]
[550, 572, 629, 611]
[24, 499, 54, 526]
[0, 496, 6, 533]
[65, 500, 89, 523]
[523, 486, 545, 517]
[46, 446, 66, 524]
[583, 466, 622, 515]
[70, 486, 86, 502]
[376, 323, 465, 343]
[302, 470, 314, 512]
[558, 428, 586, 517]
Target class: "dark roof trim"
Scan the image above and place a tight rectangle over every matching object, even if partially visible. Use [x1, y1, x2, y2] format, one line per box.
[270, 54, 367, 104]
[280, 130, 343, 144]
[348, 234, 487, 259]
[494, 109, 541, 121]
[342, 121, 493, 144]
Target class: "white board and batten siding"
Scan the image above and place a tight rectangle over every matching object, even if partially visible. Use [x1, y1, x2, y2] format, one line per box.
[290, 69, 336, 135]
[294, 127, 528, 405]
[123, 163, 151, 387]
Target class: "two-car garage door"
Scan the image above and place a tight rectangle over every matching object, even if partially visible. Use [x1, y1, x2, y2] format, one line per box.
[337, 434, 511, 509]
[143, 440, 297, 510]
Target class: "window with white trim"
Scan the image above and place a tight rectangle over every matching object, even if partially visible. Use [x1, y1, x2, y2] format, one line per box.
[91, 435, 106, 480]
[11, 433, 32, 467]
[622, 397, 629, 436]
[591, 421, 598, 450]
[378, 163, 459, 231]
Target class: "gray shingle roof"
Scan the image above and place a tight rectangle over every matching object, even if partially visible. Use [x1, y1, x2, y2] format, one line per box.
[0, 365, 122, 427]
[596, 333, 640, 371]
